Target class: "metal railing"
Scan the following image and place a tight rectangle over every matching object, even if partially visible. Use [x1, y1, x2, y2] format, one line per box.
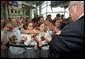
[1, 43, 49, 58]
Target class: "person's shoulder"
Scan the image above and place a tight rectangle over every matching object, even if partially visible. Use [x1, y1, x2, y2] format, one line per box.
[60, 16, 84, 35]
[77, 15, 84, 24]
[78, 15, 84, 20]
[62, 16, 84, 30]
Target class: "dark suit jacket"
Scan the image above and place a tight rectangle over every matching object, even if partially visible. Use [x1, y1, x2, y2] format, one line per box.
[49, 16, 84, 58]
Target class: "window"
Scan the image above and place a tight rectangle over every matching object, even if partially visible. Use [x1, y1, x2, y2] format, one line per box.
[47, 13, 56, 19]
[52, 7, 64, 12]
[40, 1, 69, 19]
[43, 14, 46, 19]
[47, 6, 52, 12]
[18, 10, 20, 14]
[37, 6, 40, 15]
[41, 7, 46, 14]
[15, 10, 17, 13]
[64, 8, 69, 18]
[11, 9, 13, 13]
[41, 3, 47, 8]
[47, 13, 64, 19]
[41, 1, 47, 8]
[47, 1, 51, 5]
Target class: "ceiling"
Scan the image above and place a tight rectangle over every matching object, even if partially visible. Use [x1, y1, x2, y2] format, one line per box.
[22, 1, 44, 6]
[8, 1, 70, 8]
[51, 1, 70, 8]
[23, 1, 70, 8]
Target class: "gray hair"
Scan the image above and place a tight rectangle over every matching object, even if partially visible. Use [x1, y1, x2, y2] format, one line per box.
[68, 1, 84, 9]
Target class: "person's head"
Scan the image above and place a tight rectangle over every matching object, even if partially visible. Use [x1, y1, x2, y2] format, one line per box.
[61, 14, 64, 19]
[38, 16, 44, 23]
[39, 23, 46, 32]
[4, 21, 14, 31]
[46, 15, 51, 20]
[23, 22, 28, 30]
[44, 20, 50, 27]
[27, 22, 34, 30]
[68, 1, 84, 21]
[34, 13, 38, 18]
[52, 26, 60, 33]
[56, 14, 61, 19]
[55, 20, 62, 28]
[10, 18, 18, 27]
[20, 17, 24, 20]
[56, 14, 61, 17]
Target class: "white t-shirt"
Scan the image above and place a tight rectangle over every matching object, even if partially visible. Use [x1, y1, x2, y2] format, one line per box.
[6, 27, 21, 43]
[21, 34, 37, 46]
[36, 31, 52, 50]
[7, 27, 25, 54]
[21, 34, 37, 49]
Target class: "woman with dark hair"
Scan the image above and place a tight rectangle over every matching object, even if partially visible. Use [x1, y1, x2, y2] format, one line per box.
[35, 22, 52, 58]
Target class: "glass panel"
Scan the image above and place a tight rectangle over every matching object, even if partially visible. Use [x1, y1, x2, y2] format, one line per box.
[47, 1, 51, 5]
[18, 10, 20, 14]
[47, 12, 64, 19]
[41, 3, 46, 8]
[47, 6, 52, 12]
[42, 1, 46, 5]
[41, 1, 47, 8]
[15, 10, 17, 13]
[47, 13, 56, 19]
[11, 9, 13, 13]
[41, 7, 46, 14]
[65, 8, 69, 18]
[43, 14, 46, 20]
[37, 6, 40, 15]
[52, 7, 64, 12]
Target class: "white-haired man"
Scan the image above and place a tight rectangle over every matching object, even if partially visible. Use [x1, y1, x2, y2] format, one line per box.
[49, 1, 84, 58]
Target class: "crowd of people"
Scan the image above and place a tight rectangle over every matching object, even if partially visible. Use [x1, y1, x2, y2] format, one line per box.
[1, 1, 84, 58]
[1, 13, 72, 58]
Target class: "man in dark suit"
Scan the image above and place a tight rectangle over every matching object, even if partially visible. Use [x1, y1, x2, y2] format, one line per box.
[49, 1, 84, 58]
